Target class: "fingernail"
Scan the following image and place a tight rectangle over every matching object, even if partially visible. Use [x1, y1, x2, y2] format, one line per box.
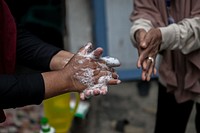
[117, 80, 121, 84]
[137, 63, 141, 68]
[142, 42, 146, 47]
[80, 95, 85, 100]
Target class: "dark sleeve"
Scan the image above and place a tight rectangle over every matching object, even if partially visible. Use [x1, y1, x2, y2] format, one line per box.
[16, 25, 62, 71]
[0, 73, 45, 109]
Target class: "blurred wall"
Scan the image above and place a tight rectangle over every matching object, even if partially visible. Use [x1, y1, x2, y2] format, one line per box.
[105, 0, 136, 70]
[64, 0, 93, 52]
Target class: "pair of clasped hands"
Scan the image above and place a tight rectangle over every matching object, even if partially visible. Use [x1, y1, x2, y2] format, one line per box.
[135, 28, 162, 81]
[65, 42, 121, 100]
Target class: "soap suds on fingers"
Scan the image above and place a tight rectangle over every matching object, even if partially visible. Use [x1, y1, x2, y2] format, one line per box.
[74, 42, 120, 100]
[101, 56, 120, 67]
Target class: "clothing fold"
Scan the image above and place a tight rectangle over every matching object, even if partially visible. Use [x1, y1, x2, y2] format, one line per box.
[0, 0, 17, 122]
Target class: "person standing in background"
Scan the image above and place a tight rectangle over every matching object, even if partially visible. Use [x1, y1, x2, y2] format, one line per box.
[130, 0, 200, 132]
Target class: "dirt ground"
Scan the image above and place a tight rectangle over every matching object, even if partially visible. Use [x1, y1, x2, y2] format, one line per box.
[71, 80, 196, 133]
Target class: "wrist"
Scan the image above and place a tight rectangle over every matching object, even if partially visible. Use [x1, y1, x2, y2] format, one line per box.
[42, 70, 70, 99]
[50, 50, 74, 70]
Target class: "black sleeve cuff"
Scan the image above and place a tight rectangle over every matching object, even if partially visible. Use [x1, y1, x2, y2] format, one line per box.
[0, 73, 45, 109]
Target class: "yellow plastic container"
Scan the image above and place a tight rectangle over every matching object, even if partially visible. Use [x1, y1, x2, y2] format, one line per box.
[43, 93, 79, 133]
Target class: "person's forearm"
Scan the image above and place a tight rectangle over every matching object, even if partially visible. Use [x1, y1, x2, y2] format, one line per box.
[41, 69, 71, 99]
[16, 26, 61, 71]
[0, 74, 44, 109]
[159, 17, 200, 54]
[49, 50, 74, 70]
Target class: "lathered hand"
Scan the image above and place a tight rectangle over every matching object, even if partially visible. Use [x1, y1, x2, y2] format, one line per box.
[63, 42, 121, 100]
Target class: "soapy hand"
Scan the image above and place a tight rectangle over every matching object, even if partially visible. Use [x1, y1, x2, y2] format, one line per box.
[64, 42, 121, 100]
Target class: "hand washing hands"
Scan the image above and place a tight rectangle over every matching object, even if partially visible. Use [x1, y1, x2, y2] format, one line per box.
[64, 42, 121, 100]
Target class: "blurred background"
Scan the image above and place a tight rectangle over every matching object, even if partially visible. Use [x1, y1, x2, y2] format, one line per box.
[0, 0, 196, 132]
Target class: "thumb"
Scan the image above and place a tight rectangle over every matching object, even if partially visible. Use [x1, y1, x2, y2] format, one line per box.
[92, 47, 103, 59]
[140, 40, 147, 49]
[78, 42, 93, 56]
[138, 30, 147, 48]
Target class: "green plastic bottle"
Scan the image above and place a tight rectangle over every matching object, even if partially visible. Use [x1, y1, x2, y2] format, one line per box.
[40, 117, 55, 133]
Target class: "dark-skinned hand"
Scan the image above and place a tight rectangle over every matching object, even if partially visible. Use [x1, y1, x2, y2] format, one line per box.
[64, 42, 121, 100]
[137, 28, 162, 81]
